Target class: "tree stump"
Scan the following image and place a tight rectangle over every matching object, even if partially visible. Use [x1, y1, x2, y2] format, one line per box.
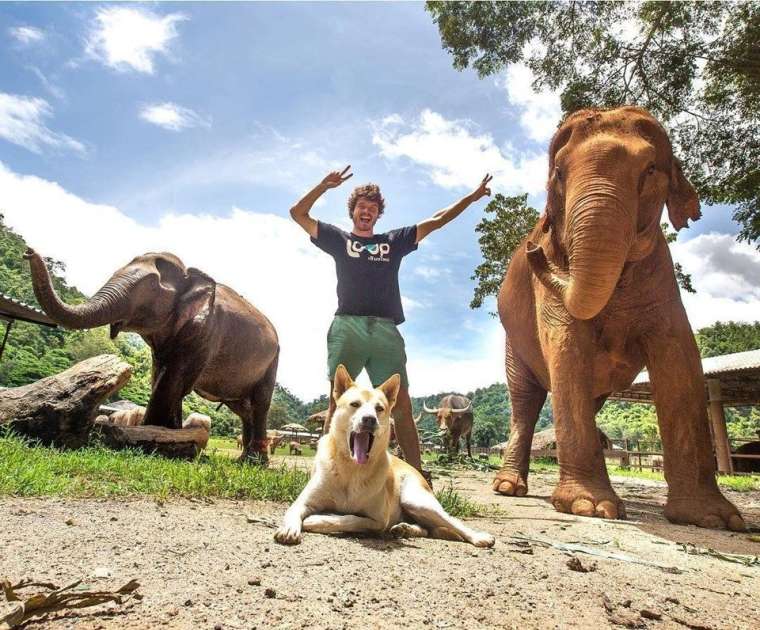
[93, 420, 207, 460]
[0, 354, 132, 448]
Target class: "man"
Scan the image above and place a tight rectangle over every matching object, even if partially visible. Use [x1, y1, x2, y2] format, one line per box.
[290, 166, 492, 479]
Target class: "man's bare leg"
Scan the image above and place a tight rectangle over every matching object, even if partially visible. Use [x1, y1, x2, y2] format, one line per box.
[393, 385, 422, 473]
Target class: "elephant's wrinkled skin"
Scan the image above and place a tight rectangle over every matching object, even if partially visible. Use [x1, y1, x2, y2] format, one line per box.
[493, 106, 744, 531]
[26, 249, 279, 462]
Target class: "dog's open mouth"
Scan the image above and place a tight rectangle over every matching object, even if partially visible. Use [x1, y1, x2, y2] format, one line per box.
[349, 431, 375, 465]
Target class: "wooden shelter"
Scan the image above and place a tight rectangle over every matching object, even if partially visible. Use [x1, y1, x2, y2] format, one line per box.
[0, 293, 57, 360]
[609, 349, 760, 473]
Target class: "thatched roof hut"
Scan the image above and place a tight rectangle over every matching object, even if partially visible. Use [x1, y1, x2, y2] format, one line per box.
[531, 427, 612, 452]
[490, 428, 612, 455]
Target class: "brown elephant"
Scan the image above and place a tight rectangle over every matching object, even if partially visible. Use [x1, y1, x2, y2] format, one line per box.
[492, 106, 744, 531]
[25, 249, 279, 463]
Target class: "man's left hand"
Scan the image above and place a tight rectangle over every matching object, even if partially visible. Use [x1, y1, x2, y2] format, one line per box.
[471, 174, 493, 202]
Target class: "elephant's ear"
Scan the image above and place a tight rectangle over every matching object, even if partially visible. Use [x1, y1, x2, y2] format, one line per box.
[154, 254, 187, 294]
[172, 268, 216, 335]
[666, 157, 701, 230]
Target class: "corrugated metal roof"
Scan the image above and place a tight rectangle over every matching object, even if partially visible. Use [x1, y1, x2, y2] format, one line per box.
[632, 349, 760, 385]
[0, 293, 56, 326]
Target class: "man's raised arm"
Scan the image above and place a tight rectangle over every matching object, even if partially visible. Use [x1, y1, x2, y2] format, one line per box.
[290, 166, 353, 239]
[415, 174, 492, 243]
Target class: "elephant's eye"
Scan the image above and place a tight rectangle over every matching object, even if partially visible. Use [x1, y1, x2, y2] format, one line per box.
[647, 163, 656, 175]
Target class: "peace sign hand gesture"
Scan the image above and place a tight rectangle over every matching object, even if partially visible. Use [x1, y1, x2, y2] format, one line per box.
[471, 174, 493, 201]
[320, 165, 353, 190]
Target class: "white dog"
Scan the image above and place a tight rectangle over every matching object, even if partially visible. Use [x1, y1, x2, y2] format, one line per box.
[274, 365, 495, 547]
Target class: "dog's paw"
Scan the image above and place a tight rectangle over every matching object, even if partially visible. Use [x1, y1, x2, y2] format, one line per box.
[389, 522, 427, 539]
[274, 525, 302, 545]
[469, 531, 495, 548]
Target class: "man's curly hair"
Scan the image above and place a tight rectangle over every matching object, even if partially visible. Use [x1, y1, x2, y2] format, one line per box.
[347, 183, 385, 219]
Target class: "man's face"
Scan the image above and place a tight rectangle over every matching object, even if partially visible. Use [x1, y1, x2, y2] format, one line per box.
[352, 197, 380, 233]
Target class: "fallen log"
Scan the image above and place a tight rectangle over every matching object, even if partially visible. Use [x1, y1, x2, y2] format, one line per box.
[93, 419, 208, 460]
[0, 354, 131, 448]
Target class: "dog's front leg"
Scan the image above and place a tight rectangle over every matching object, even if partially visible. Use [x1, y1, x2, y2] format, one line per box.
[302, 514, 385, 536]
[274, 478, 322, 545]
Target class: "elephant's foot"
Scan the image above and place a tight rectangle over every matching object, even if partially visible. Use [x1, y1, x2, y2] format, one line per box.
[492, 468, 528, 496]
[664, 491, 745, 531]
[239, 450, 269, 466]
[551, 481, 626, 519]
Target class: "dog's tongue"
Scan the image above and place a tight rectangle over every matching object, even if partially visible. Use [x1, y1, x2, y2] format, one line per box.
[352, 432, 370, 465]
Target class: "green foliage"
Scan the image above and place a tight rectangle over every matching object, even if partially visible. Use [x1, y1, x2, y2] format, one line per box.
[695, 321, 760, 357]
[726, 407, 760, 441]
[596, 401, 660, 442]
[470, 193, 538, 312]
[427, 1, 760, 247]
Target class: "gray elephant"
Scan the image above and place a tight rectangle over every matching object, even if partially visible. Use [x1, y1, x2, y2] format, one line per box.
[25, 248, 279, 463]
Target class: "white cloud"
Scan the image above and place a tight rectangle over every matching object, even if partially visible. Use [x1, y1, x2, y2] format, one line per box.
[139, 102, 210, 131]
[0, 92, 84, 154]
[0, 162, 336, 400]
[670, 232, 760, 329]
[372, 109, 547, 195]
[407, 324, 505, 396]
[28, 67, 66, 101]
[9, 26, 45, 45]
[500, 64, 562, 144]
[85, 7, 186, 74]
[414, 265, 442, 280]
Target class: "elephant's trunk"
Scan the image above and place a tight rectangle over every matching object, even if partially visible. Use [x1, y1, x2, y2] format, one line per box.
[528, 192, 634, 320]
[25, 248, 134, 329]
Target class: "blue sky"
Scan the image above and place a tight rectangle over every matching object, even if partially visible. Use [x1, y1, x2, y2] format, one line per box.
[1, 2, 757, 399]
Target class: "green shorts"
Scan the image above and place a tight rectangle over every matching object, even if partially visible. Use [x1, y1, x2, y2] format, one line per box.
[326, 315, 409, 389]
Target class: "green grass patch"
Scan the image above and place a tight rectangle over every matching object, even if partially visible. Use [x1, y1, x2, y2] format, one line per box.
[606, 465, 760, 492]
[434, 483, 483, 518]
[0, 433, 490, 516]
[0, 433, 307, 501]
[207, 437, 317, 458]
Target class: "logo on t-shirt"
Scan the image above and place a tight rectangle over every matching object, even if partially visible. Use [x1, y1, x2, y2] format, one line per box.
[346, 239, 390, 262]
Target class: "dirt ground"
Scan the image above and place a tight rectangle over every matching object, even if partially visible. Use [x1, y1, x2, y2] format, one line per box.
[2, 458, 759, 630]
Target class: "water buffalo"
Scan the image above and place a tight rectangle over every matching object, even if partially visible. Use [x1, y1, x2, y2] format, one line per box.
[423, 395, 473, 457]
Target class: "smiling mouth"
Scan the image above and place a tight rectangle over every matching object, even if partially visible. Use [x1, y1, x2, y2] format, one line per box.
[349, 431, 375, 465]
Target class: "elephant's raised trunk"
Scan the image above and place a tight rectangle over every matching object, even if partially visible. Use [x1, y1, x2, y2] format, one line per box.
[25, 248, 134, 329]
[528, 195, 633, 320]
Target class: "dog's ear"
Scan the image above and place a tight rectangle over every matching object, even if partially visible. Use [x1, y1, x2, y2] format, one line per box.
[378, 373, 401, 411]
[333, 364, 354, 402]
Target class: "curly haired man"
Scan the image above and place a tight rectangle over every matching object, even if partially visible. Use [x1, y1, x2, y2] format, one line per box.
[290, 166, 492, 481]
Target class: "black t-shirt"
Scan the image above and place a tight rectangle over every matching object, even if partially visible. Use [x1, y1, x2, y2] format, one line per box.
[311, 221, 418, 324]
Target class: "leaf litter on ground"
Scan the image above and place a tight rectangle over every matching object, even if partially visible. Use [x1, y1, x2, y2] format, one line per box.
[678, 542, 760, 567]
[1, 577, 140, 629]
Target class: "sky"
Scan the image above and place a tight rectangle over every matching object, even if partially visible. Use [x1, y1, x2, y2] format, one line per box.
[0, 2, 758, 400]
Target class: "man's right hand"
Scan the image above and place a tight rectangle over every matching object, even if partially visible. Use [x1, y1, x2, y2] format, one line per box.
[320, 165, 353, 190]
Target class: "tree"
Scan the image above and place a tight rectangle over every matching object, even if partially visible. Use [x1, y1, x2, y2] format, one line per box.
[695, 321, 760, 357]
[427, 1, 760, 247]
[470, 193, 538, 312]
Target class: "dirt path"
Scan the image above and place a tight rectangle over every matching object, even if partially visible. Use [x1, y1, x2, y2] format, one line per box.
[2, 464, 759, 629]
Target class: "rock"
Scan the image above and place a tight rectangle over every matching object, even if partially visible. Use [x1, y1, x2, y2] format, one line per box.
[264, 588, 276, 599]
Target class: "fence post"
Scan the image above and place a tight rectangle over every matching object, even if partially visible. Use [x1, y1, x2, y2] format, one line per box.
[707, 379, 733, 474]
